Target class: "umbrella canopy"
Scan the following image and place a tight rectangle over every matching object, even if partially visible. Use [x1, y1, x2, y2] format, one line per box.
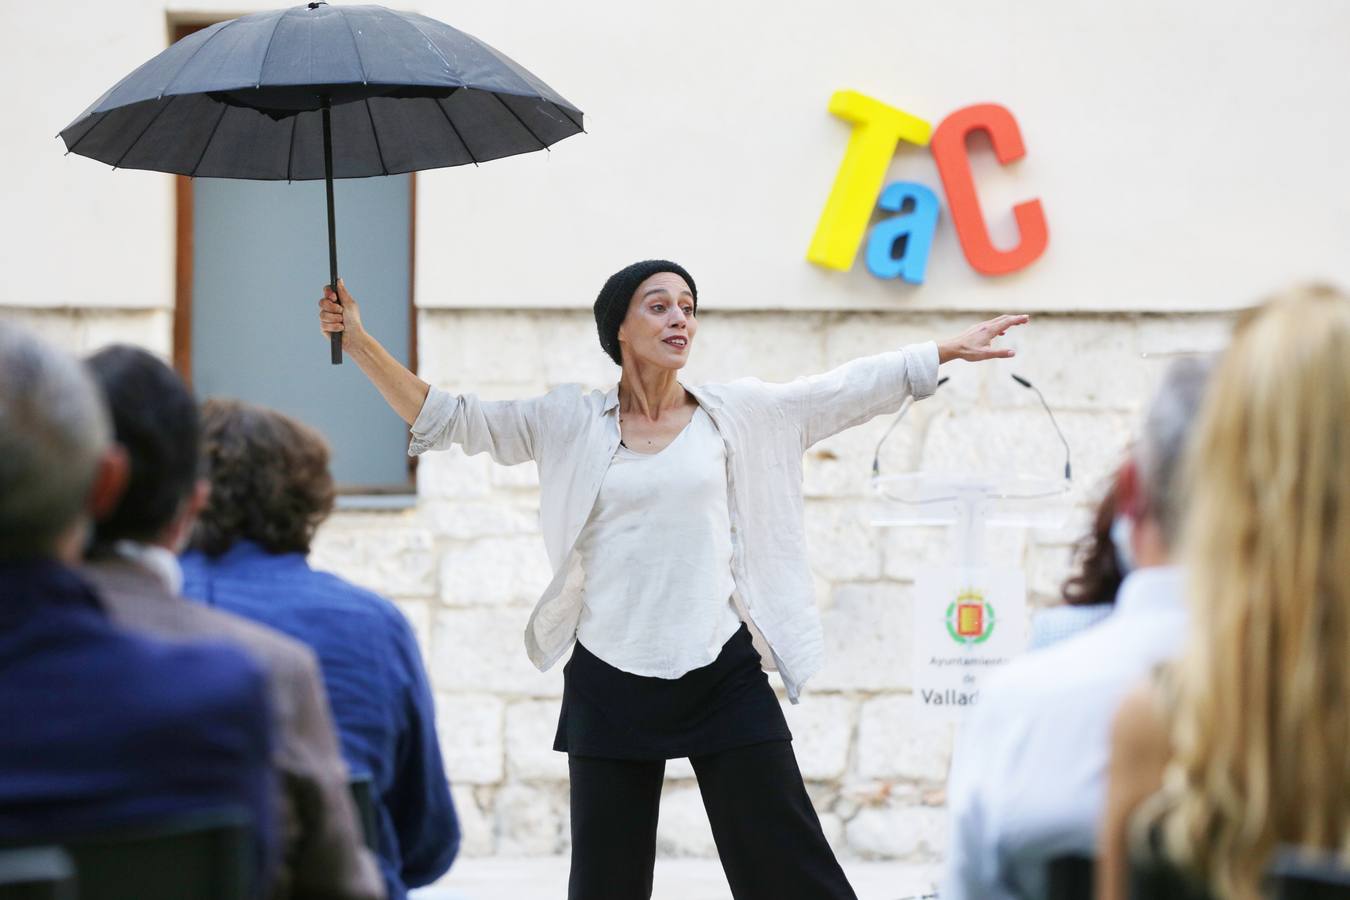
[61, 2, 584, 364]
[60, 2, 583, 179]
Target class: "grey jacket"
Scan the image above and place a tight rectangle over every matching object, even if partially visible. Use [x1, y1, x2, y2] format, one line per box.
[84, 557, 386, 900]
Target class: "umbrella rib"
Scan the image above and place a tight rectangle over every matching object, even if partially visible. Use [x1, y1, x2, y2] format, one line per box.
[111, 94, 179, 170]
[340, 11, 370, 84]
[63, 17, 236, 156]
[285, 113, 299, 182]
[493, 93, 548, 151]
[65, 111, 113, 157]
[189, 103, 232, 178]
[434, 96, 479, 166]
[254, 8, 290, 87]
[398, 14, 455, 78]
[555, 104, 585, 134]
[162, 17, 239, 98]
[364, 99, 390, 176]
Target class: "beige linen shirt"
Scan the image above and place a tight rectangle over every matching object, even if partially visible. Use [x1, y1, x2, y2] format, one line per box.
[410, 342, 939, 702]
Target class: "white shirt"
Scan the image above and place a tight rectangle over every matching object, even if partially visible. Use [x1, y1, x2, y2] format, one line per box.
[409, 342, 939, 702]
[111, 540, 184, 595]
[575, 407, 742, 679]
[943, 566, 1189, 900]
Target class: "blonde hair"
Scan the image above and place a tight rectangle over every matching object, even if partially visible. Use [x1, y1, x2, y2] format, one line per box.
[1159, 284, 1350, 898]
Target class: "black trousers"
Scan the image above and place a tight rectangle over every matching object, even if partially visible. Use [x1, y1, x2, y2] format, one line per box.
[568, 740, 858, 900]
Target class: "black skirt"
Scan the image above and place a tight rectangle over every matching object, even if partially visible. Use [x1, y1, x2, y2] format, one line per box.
[553, 623, 792, 760]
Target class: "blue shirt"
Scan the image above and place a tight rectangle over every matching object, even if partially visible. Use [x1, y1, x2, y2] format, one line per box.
[1027, 602, 1115, 651]
[0, 559, 276, 883]
[182, 541, 458, 900]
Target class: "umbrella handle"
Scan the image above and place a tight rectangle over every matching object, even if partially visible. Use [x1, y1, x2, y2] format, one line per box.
[323, 97, 343, 365]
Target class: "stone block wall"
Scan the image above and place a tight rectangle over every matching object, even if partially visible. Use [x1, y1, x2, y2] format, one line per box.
[306, 307, 1235, 862]
[0, 302, 1235, 862]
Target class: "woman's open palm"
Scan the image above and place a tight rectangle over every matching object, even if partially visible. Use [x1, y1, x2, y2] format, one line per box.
[939, 314, 1030, 363]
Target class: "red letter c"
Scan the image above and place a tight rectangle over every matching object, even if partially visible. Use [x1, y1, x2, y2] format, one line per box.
[931, 103, 1048, 276]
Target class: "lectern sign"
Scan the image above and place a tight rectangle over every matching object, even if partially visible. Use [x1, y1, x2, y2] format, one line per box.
[947, 589, 995, 645]
[914, 566, 1026, 721]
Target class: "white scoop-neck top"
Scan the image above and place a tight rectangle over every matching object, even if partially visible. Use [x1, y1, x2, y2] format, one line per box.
[574, 406, 742, 679]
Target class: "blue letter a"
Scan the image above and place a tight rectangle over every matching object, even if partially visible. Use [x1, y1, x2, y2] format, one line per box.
[865, 182, 939, 284]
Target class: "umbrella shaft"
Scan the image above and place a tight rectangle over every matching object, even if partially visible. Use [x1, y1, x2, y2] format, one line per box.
[322, 96, 342, 364]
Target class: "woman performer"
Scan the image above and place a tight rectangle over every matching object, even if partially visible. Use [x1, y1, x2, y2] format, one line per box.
[319, 260, 1027, 899]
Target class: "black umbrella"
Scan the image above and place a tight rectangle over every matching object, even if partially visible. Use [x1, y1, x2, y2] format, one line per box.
[61, 1, 583, 363]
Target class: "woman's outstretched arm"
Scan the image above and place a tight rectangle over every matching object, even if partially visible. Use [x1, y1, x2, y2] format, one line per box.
[767, 314, 1030, 449]
[319, 280, 429, 425]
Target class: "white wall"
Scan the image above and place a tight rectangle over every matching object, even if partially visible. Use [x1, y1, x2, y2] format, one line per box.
[4, 0, 1347, 314]
[1, 1, 177, 308]
[0, 0, 1341, 869]
[414, 0, 1349, 312]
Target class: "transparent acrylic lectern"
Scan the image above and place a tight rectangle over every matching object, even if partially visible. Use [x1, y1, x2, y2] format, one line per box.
[870, 473, 1071, 566]
[870, 375, 1075, 719]
[868, 374, 1075, 568]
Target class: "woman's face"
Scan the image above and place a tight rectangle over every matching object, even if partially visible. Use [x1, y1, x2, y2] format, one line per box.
[616, 272, 697, 370]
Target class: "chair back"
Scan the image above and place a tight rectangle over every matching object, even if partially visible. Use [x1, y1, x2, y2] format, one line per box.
[0, 847, 76, 900]
[1268, 847, 1350, 899]
[1045, 853, 1094, 900]
[349, 776, 379, 852]
[1127, 854, 1220, 900]
[63, 807, 253, 900]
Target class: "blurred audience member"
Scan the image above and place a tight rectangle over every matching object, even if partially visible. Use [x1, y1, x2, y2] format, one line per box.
[0, 324, 275, 876]
[182, 399, 458, 900]
[1100, 286, 1350, 900]
[944, 356, 1212, 900]
[1028, 474, 1126, 650]
[83, 346, 384, 900]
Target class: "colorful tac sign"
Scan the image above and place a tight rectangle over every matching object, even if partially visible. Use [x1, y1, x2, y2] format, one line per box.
[913, 565, 1027, 722]
[808, 90, 1049, 284]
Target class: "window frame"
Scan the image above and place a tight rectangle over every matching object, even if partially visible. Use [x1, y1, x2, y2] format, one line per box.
[169, 20, 419, 497]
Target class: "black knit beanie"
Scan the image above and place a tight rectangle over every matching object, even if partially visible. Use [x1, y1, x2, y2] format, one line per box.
[593, 259, 698, 365]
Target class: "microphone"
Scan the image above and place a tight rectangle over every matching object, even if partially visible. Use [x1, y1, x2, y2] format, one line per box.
[870, 374, 1073, 485]
[872, 377, 948, 477]
[1010, 373, 1072, 481]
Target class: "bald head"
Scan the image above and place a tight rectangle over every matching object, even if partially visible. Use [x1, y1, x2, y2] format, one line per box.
[0, 323, 111, 560]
